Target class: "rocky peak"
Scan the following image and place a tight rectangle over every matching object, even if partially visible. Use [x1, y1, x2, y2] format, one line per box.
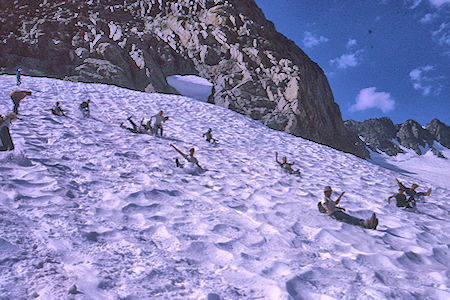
[0, 0, 368, 158]
[345, 117, 448, 158]
[426, 118, 450, 148]
[396, 120, 434, 155]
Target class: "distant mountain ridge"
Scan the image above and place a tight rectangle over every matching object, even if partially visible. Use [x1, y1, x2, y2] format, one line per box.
[345, 117, 450, 158]
[0, 0, 368, 158]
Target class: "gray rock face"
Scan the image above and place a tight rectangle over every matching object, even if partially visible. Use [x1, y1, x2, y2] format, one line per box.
[345, 118, 404, 156]
[345, 118, 448, 158]
[426, 119, 450, 148]
[0, 0, 367, 158]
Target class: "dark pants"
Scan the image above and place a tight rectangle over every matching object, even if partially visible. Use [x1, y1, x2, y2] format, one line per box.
[11, 96, 19, 114]
[154, 125, 163, 136]
[331, 211, 363, 226]
[0, 127, 14, 151]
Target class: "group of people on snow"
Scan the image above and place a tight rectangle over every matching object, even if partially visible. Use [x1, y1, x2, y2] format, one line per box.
[2, 73, 435, 233]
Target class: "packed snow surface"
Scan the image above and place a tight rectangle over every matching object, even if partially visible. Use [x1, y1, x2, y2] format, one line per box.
[0, 75, 449, 299]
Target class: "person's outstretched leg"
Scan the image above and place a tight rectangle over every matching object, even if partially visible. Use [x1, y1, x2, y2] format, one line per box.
[128, 119, 138, 131]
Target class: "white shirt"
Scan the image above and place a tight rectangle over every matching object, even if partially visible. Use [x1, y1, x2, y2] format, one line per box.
[152, 114, 164, 126]
[0, 118, 11, 129]
[322, 196, 337, 214]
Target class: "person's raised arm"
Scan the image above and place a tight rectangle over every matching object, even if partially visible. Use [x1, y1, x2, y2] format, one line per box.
[394, 178, 407, 191]
[275, 152, 281, 164]
[170, 144, 186, 158]
[335, 191, 345, 205]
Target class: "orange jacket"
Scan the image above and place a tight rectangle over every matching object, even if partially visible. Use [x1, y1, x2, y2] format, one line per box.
[10, 90, 32, 102]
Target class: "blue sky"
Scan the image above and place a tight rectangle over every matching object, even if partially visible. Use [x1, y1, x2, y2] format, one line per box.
[254, 0, 450, 125]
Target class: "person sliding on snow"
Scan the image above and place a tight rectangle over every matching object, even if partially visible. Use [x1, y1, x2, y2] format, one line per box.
[202, 128, 218, 144]
[79, 99, 91, 118]
[10, 90, 32, 114]
[51, 101, 66, 116]
[275, 152, 300, 175]
[120, 116, 152, 134]
[320, 186, 378, 230]
[150, 110, 169, 136]
[388, 188, 415, 208]
[394, 178, 431, 206]
[170, 144, 203, 169]
[0, 113, 21, 151]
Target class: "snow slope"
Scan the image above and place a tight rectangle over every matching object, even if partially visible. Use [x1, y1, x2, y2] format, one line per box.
[0, 75, 449, 300]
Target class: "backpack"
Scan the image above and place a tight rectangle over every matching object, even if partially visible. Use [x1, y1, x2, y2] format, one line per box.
[318, 202, 327, 213]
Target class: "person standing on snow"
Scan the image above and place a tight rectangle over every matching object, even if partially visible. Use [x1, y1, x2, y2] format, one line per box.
[170, 144, 203, 169]
[16, 68, 22, 86]
[0, 113, 21, 151]
[150, 110, 169, 136]
[320, 186, 378, 230]
[79, 99, 91, 118]
[10, 90, 32, 114]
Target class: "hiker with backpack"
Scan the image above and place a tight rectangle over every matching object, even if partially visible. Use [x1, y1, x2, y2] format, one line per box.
[0, 113, 21, 151]
[319, 186, 378, 230]
[79, 99, 91, 118]
[394, 178, 431, 205]
[170, 144, 202, 169]
[275, 152, 301, 175]
[10, 90, 32, 114]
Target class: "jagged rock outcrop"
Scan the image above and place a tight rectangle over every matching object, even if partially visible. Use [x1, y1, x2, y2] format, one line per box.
[0, 0, 368, 158]
[426, 119, 450, 149]
[345, 118, 404, 156]
[345, 117, 448, 158]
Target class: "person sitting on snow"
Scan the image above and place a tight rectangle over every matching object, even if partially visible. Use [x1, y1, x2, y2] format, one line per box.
[10, 90, 32, 114]
[150, 110, 169, 136]
[388, 188, 415, 208]
[202, 128, 218, 144]
[0, 113, 21, 151]
[394, 178, 431, 206]
[120, 116, 152, 134]
[79, 99, 91, 118]
[170, 144, 202, 169]
[275, 152, 301, 175]
[320, 186, 378, 230]
[51, 101, 66, 116]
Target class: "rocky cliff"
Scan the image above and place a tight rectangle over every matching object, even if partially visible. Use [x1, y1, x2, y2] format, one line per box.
[345, 118, 449, 158]
[0, 0, 368, 158]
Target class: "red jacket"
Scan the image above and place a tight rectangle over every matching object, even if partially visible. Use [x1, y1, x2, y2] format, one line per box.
[10, 90, 32, 102]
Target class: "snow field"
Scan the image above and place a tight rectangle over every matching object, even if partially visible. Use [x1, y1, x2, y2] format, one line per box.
[0, 75, 449, 299]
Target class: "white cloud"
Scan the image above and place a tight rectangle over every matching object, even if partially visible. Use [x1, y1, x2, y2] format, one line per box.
[429, 0, 450, 7]
[406, 0, 450, 8]
[350, 87, 395, 113]
[346, 38, 357, 48]
[407, 0, 422, 9]
[409, 65, 441, 96]
[419, 13, 438, 23]
[302, 31, 329, 48]
[432, 22, 450, 45]
[329, 50, 363, 69]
